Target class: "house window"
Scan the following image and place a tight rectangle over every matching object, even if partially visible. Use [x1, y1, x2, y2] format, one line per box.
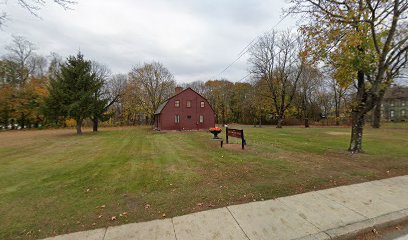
[199, 115, 204, 123]
[187, 115, 191, 119]
[186, 100, 192, 108]
[175, 115, 180, 123]
[175, 100, 180, 108]
[402, 101, 406, 107]
[390, 110, 395, 118]
[200, 101, 205, 108]
[401, 109, 406, 117]
[390, 101, 394, 107]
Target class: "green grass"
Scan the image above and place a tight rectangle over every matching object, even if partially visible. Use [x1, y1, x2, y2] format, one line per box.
[0, 125, 408, 239]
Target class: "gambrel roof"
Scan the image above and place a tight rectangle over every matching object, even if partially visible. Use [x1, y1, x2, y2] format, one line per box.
[154, 87, 215, 115]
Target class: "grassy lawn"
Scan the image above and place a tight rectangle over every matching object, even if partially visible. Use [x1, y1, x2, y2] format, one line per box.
[0, 124, 408, 239]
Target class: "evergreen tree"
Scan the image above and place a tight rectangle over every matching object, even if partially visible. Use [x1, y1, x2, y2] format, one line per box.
[45, 52, 102, 134]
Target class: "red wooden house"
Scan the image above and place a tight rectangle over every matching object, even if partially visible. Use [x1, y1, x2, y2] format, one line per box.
[154, 87, 215, 131]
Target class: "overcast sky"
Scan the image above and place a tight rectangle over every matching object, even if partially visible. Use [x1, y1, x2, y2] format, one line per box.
[0, 0, 296, 83]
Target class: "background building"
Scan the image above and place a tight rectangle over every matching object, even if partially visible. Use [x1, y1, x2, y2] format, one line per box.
[382, 86, 408, 122]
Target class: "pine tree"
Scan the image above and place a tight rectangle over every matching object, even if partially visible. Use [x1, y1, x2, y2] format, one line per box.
[45, 52, 102, 134]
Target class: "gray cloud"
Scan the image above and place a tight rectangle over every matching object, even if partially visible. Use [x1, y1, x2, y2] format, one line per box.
[0, 0, 295, 83]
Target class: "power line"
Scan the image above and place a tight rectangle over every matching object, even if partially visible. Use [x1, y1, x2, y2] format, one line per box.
[212, 11, 292, 80]
[238, 73, 251, 82]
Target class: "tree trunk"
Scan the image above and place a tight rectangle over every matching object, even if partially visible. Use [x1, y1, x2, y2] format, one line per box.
[335, 110, 340, 126]
[371, 102, 381, 128]
[20, 113, 25, 129]
[76, 118, 83, 135]
[276, 118, 283, 128]
[221, 107, 226, 125]
[334, 89, 340, 126]
[304, 118, 310, 128]
[348, 112, 365, 153]
[11, 119, 15, 130]
[348, 70, 367, 153]
[92, 118, 98, 132]
[372, 93, 384, 128]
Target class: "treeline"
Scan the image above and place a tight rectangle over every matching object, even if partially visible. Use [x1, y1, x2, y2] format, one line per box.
[0, 36, 176, 133]
[2, 0, 407, 154]
[0, 35, 356, 133]
[183, 78, 352, 127]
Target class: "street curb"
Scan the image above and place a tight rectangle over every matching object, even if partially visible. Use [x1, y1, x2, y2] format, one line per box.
[296, 208, 408, 240]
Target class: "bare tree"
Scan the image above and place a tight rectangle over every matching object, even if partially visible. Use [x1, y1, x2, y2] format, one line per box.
[1, 0, 76, 26]
[128, 62, 176, 123]
[297, 64, 322, 127]
[4, 35, 36, 84]
[29, 53, 48, 78]
[325, 77, 350, 126]
[47, 52, 63, 79]
[249, 30, 305, 128]
[90, 62, 127, 132]
[182, 80, 208, 96]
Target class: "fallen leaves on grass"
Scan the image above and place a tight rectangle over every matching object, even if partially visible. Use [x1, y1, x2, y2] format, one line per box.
[372, 228, 379, 235]
[144, 204, 151, 209]
[111, 216, 116, 221]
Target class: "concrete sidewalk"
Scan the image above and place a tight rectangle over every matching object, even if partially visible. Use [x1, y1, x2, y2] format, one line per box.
[44, 175, 408, 240]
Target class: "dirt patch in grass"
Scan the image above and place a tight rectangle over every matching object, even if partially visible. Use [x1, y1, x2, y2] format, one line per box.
[223, 143, 247, 151]
[325, 131, 350, 136]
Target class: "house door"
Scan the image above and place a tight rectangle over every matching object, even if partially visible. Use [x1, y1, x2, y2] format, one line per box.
[184, 114, 195, 130]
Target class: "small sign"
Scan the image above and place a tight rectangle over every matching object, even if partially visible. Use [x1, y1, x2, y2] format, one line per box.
[226, 127, 246, 150]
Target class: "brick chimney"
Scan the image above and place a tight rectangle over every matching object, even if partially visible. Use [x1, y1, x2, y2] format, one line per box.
[175, 86, 183, 95]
